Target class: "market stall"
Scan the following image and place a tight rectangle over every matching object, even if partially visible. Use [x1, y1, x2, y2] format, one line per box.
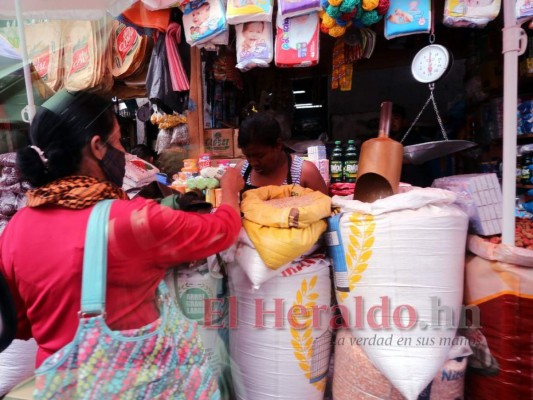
[1, 0, 532, 399]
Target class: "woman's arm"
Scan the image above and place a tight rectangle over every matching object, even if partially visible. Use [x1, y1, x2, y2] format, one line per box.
[300, 160, 329, 195]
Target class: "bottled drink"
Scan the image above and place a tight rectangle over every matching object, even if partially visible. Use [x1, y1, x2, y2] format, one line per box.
[330, 141, 344, 183]
[343, 139, 358, 183]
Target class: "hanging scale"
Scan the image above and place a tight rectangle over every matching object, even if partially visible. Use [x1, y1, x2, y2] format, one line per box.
[402, 34, 476, 164]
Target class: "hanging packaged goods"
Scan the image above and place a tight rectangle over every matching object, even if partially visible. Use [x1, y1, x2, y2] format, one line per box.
[274, 11, 320, 68]
[23, 21, 63, 92]
[111, 20, 151, 81]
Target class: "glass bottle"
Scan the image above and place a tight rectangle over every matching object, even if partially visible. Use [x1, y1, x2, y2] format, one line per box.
[343, 139, 358, 183]
[330, 141, 344, 184]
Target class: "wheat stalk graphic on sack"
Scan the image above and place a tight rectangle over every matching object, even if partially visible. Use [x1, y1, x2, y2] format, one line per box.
[337, 213, 375, 303]
[290, 275, 328, 392]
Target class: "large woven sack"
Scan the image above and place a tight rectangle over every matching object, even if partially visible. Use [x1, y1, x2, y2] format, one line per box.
[233, 227, 329, 288]
[228, 255, 333, 400]
[165, 256, 235, 400]
[241, 185, 331, 269]
[241, 185, 331, 228]
[0, 339, 37, 396]
[332, 329, 471, 400]
[464, 235, 533, 400]
[327, 188, 468, 400]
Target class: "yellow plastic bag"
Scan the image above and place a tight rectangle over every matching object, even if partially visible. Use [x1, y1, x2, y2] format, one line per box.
[241, 185, 331, 228]
[241, 185, 331, 269]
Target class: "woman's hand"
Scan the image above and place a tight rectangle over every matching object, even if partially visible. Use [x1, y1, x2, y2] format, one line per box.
[220, 167, 244, 213]
[220, 167, 244, 193]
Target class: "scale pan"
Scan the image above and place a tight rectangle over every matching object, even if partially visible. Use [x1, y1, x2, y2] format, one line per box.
[403, 140, 477, 164]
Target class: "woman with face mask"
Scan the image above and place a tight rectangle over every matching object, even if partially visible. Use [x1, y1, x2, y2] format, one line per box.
[0, 90, 243, 394]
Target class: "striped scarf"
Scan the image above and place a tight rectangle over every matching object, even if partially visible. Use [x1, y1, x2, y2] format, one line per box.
[26, 176, 128, 209]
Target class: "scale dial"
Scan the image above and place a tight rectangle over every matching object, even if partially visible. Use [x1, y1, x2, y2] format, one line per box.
[411, 44, 451, 83]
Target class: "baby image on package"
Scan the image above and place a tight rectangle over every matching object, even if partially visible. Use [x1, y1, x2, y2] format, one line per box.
[235, 21, 273, 71]
[182, 0, 227, 45]
[384, 0, 431, 39]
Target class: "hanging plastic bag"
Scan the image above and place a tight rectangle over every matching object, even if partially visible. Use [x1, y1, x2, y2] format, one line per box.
[171, 124, 190, 146]
[146, 33, 185, 112]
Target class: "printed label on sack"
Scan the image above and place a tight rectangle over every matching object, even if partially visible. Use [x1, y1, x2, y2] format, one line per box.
[116, 26, 139, 63]
[180, 288, 210, 322]
[70, 41, 90, 75]
[32, 47, 51, 80]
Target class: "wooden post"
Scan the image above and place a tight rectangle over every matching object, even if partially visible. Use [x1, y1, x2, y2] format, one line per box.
[187, 47, 204, 158]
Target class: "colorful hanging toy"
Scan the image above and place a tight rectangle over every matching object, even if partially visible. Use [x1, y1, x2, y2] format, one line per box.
[319, 0, 390, 37]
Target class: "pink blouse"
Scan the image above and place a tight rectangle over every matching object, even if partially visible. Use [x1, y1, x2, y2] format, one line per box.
[0, 198, 241, 367]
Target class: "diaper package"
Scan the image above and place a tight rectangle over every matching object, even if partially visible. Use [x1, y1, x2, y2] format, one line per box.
[226, 0, 273, 25]
[384, 0, 431, 39]
[235, 21, 273, 71]
[278, 0, 321, 19]
[182, 0, 227, 46]
[274, 11, 319, 68]
[443, 0, 501, 28]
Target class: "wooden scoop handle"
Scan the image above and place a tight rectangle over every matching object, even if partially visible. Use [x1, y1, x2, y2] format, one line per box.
[378, 101, 392, 138]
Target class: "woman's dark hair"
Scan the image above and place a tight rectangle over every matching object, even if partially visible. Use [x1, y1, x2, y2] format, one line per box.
[16, 90, 116, 187]
[131, 144, 155, 162]
[238, 102, 282, 149]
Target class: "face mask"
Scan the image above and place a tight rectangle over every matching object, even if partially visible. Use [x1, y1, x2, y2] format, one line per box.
[99, 144, 126, 187]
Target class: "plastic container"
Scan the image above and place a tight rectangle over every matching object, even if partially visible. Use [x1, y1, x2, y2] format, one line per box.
[198, 153, 212, 170]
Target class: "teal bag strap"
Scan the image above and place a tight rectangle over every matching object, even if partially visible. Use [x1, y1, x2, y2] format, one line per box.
[80, 199, 115, 316]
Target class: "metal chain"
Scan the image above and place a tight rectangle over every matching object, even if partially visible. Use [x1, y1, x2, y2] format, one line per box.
[430, 84, 449, 140]
[401, 83, 448, 143]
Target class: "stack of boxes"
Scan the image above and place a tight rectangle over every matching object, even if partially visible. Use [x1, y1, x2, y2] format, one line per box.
[432, 173, 503, 236]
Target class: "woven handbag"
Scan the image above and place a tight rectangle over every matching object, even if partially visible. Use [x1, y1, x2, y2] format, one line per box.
[33, 200, 220, 399]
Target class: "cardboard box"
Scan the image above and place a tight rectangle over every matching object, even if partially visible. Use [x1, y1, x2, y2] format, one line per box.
[233, 129, 244, 158]
[432, 173, 503, 236]
[204, 129, 234, 158]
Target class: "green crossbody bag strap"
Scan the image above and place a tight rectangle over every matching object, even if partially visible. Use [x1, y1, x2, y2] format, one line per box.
[80, 199, 115, 316]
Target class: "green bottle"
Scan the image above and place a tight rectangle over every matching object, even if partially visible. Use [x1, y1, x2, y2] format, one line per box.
[330, 141, 344, 183]
[343, 139, 358, 183]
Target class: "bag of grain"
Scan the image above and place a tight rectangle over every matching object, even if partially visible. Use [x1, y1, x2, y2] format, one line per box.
[233, 227, 329, 288]
[228, 253, 333, 400]
[463, 235, 533, 399]
[241, 185, 331, 269]
[327, 187, 468, 400]
[332, 329, 471, 400]
[165, 255, 235, 399]
[0, 339, 37, 397]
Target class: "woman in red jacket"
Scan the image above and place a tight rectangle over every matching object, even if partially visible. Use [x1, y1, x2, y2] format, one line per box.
[0, 90, 243, 382]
